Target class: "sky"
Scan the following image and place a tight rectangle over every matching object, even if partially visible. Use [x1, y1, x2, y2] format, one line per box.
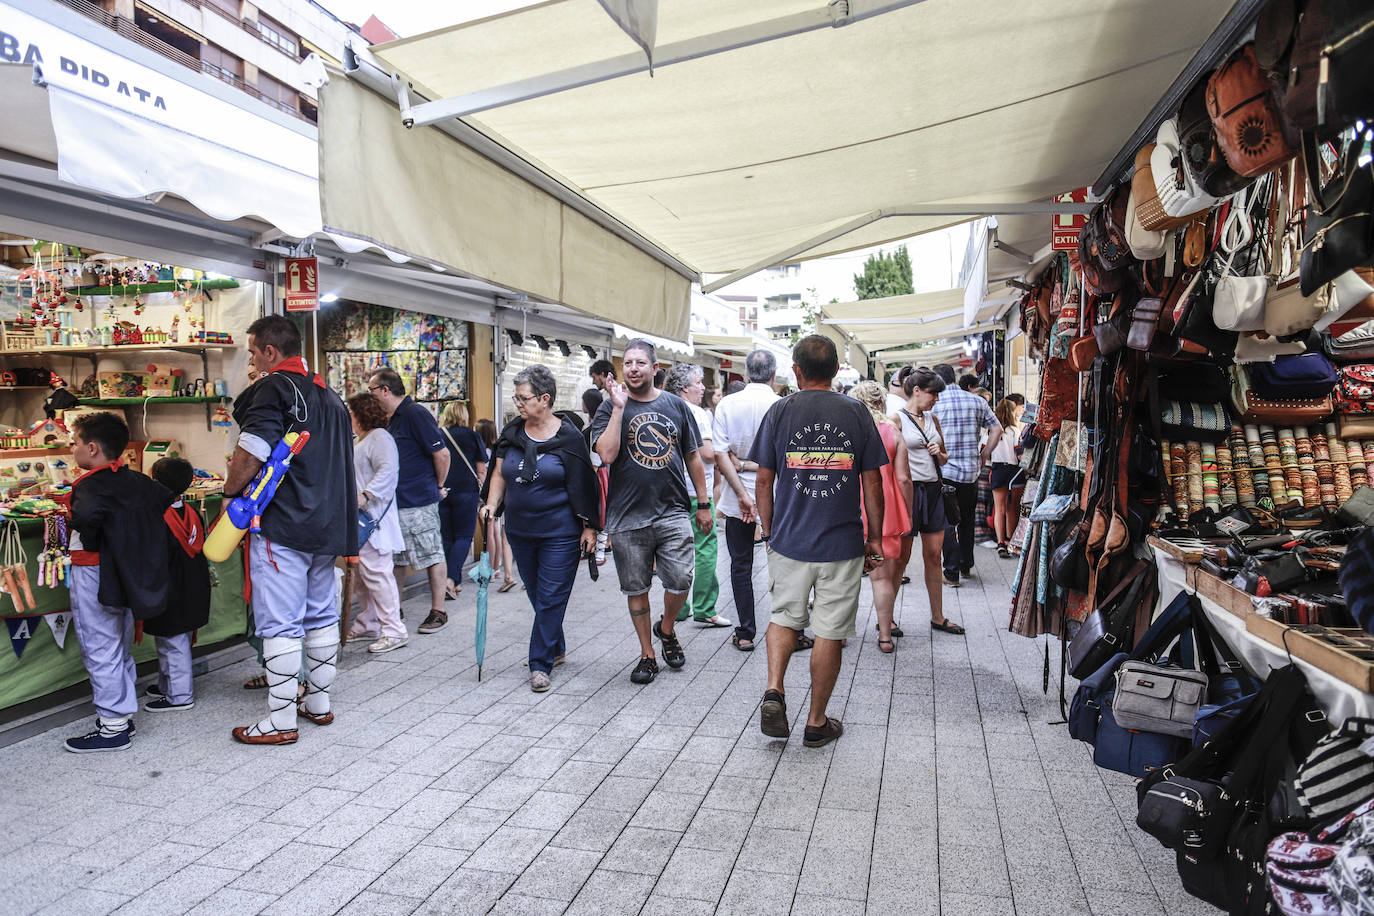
[318, 0, 539, 37]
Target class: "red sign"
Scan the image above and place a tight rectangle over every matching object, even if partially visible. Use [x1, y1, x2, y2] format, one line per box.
[284, 257, 319, 312]
[1051, 187, 1090, 251]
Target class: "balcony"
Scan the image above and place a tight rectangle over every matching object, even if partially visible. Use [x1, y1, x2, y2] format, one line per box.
[50, 0, 313, 123]
[186, 0, 304, 61]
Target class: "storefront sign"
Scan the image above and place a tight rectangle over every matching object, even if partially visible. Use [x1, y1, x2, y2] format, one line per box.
[1052, 187, 1090, 250]
[284, 258, 319, 312]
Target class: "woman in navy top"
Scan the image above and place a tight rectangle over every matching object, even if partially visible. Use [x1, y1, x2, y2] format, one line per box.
[480, 365, 599, 692]
[437, 401, 488, 599]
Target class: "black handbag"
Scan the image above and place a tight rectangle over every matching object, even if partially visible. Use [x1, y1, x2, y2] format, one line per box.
[1173, 271, 1240, 358]
[1067, 560, 1151, 678]
[1300, 137, 1374, 296]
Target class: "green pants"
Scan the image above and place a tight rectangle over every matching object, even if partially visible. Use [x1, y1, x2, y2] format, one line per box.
[689, 499, 720, 620]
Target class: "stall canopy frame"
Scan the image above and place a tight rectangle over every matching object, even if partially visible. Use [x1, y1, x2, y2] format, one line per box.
[347, 0, 1234, 292]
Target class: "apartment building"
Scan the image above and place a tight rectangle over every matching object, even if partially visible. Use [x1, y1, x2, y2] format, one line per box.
[50, 0, 382, 123]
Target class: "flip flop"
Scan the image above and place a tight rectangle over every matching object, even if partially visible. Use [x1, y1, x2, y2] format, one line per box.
[497, 580, 523, 593]
[932, 619, 966, 635]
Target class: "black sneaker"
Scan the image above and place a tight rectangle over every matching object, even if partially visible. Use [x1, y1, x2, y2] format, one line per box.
[64, 727, 132, 753]
[653, 621, 685, 669]
[144, 683, 164, 699]
[630, 656, 659, 684]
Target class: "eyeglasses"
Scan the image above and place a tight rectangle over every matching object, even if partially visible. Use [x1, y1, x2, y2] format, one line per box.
[367, 384, 385, 393]
[512, 394, 541, 405]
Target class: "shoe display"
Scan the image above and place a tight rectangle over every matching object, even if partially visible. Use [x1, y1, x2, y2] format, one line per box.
[368, 636, 408, 654]
[64, 727, 131, 753]
[630, 656, 659, 684]
[530, 671, 551, 692]
[143, 697, 195, 713]
[418, 610, 448, 634]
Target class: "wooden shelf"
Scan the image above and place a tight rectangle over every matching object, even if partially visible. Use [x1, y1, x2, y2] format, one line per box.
[81, 396, 225, 406]
[0, 343, 236, 356]
[0, 386, 51, 392]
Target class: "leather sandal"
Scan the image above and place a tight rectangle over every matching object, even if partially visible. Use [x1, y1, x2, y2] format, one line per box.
[243, 674, 267, 690]
[802, 717, 844, 748]
[794, 634, 815, 651]
[932, 618, 966, 635]
[296, 703, 334, 726]
[732, 634, 754, 652]
[877, 638, 895, 654]
[231, 726, 298, 745]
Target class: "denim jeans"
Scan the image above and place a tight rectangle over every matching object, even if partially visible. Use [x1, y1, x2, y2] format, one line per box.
[506, 532, 581, 673]
[439, 492, 481, 583]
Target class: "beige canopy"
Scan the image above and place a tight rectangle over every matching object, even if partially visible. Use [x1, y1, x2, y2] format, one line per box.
[361, 0, 1233, 281]
[819, 287, 1015, 363]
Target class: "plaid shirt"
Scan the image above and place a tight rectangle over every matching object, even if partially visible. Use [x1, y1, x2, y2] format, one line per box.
[931, 386, 999, 483]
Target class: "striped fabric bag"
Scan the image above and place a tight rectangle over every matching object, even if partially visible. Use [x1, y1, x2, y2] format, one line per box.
[1297, 719, 1374, 820]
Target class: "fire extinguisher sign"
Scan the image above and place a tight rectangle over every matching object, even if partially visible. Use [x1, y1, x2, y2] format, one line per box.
[284, 257, 319, 312]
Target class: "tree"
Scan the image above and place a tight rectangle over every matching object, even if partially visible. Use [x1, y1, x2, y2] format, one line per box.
[853, 245, 914, 300]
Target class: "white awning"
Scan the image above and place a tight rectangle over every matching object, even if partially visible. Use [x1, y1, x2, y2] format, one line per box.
[368, 0, 1232, 277]
[0, 0, 320, 240]
[818, 288, 1009, 361]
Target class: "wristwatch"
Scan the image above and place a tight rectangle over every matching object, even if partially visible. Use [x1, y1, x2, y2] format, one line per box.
[696, 500, 710, 510]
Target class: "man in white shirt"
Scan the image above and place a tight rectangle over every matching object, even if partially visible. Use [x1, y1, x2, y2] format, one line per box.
[713, 350, 787, 652]
[886, 366, 912, 416]
[665, 364, 731, 628]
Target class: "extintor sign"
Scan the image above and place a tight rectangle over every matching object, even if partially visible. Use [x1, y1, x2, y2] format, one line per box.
[284, 257, 318, 312]
[1051, 188, 1090, 250]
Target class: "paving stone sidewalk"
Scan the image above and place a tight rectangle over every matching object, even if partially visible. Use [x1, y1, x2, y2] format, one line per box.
[0, 544, 1216, 915]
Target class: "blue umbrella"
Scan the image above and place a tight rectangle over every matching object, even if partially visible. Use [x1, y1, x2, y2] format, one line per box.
[468, 518, 494, 680]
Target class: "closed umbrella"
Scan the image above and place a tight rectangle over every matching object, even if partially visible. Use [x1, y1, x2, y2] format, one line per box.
[468, 518, 494, 680]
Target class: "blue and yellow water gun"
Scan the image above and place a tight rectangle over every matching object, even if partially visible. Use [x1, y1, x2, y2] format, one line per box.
[204, 431, 310, 562]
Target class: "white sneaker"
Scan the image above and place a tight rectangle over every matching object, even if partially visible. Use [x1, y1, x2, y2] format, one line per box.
[530, 671, 551, 692]
[368, 636, 408, 654]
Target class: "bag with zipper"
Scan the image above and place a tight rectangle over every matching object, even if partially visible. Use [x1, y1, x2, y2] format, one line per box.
[1301, 138, 1374, 297]
[1283, 0, 1374, 137]
[1265, 798, 1374, 916]
[1154, 117, 1220, 219]
[1249, 352, 1340, 400]
[1333, 364, 1374, 413]
[1067, 559, 1151, 678]
[1112, 660, 1209, 739]
[1206, 42, 1297, 177]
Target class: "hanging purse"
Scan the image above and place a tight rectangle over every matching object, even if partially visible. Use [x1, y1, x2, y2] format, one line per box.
[1300, 138, 1374, 297]
[1179, 71, 1254, 197]
[1135, 142, 1200, 231]
[1213, 193, 1270, 332]
[1249, 352, 1340, 400]
[1232, 364, 1334, 423]
[1206, 42, 1297, 178]
[1284, 1, 1374, 136]
[1154, 117, 1219, 218]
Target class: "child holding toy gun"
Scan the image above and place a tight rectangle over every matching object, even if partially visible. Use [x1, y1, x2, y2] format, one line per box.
[62, 412, 173, 752]
[140, 457, 211, 713]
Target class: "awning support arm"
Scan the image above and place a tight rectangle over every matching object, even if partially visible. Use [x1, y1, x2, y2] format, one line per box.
[398, 0, 931, 128]
[1090, 0, 1270, 195]
[701, 201, 1095, 294]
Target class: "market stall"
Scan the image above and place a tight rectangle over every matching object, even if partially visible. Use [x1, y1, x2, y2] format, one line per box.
[1004, 5, 1374, 910]
[0, 238, 261, 713]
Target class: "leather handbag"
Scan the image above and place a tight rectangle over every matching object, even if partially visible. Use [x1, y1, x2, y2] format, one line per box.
[1283, 0, 1374, 136]
[1206, 42, 1297, 177]
[1324, 320, 1374, 363]
[1174, 273, 1239, 357]
[1068, 334, 1099, 372]
[357, 498, 393, 547]
[1134, 142, 1199, 231]
[1154, 117, 1219, 219]
[1232, 364, 1334, 423]
[1157, 359, 1232, 403]
[1249, 352, 1339, 400]
[1300, 140, 1374, 297]
[1067, 560, 1150, 679]
[1112, 660, 1209, 739]
[1128, 296, 1165, 351]
[1126, 188, 1168, 259]
[1338, 413, 1374, 437]
[1214, 276, 1270, 332]
[1315, 270, 1374, 332]
[1179, 72, 1253, 197]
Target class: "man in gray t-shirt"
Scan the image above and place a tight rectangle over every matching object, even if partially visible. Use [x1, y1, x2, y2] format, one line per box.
[590, 339, 713, 686]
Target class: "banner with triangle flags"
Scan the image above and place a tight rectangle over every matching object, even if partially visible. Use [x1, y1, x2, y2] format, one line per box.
[4, 615, 41, 659]
[42, 611, 71, 650]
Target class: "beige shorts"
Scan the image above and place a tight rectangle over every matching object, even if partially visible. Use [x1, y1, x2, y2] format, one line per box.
[766, 550, 864, 641]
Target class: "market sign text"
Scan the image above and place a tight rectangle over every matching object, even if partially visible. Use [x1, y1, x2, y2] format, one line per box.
[0, 30, 168, 111]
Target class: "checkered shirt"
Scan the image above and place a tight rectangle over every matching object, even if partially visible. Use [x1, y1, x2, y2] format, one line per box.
[931, 386, 999, 483]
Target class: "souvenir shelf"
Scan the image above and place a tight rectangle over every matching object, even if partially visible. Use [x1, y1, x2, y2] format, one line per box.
[79, 396, 225, 407]
[63, 278, 240, 297]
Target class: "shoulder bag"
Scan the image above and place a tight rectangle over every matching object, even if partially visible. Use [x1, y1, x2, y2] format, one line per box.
[903, 410, 960, 526]
[1300, 138, 1374, 297]
[1067, 559, 1151, 678]
[1206, 42, 1297, 177]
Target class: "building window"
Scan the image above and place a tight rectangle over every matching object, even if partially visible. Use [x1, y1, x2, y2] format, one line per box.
[256, 73, 298, 115]
[200, 45, 242, 84]
[256, 14, 300, 58]
[204, 0, 240, 18]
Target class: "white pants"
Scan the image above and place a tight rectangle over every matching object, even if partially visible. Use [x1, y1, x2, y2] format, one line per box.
[69, 565, 136, 721]
[249, 534, 338, 639]
[155, 633, 194, 705]
[351, 542, 406, 638]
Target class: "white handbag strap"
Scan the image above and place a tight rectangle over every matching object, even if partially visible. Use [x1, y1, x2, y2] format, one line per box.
[442, 426, 481, 484]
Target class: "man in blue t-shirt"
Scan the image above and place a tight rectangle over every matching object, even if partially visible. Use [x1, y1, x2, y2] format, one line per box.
[368, 369, 452, 634]
[751, 336, 887, 749]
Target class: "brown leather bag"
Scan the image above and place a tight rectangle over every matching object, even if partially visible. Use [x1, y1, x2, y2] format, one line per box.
[1068, 335, 1100, 372]
[1133, 143, 1200, 232]
[1206, 42, 1296, 177]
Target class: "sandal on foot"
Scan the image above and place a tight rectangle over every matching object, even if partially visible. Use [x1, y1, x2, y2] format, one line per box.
[803, 717, 844, 748]
[875, 625, 905, 638]
[932, 618, 966, 635]
[497, 580, 523, 593]
[296, 703, 334, 726]
[878, 638, 895, 654]
[794, 634, 815, 652]
[760, 689, 790, 738]
[653, 621, 686, 669]
[732, 634, 754, 652]
[243, 674, 268, 690]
